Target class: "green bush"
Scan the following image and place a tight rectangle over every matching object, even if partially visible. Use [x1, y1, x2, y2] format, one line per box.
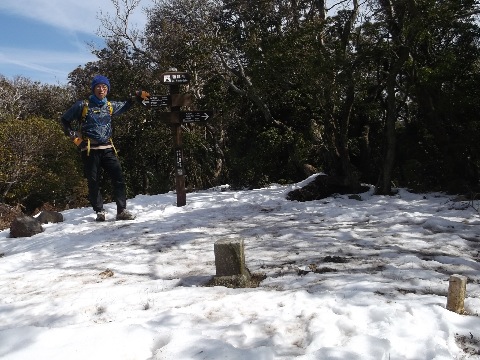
[0, 117, 85, 212]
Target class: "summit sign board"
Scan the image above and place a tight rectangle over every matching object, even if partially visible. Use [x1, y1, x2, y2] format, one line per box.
[160, 72, 191, 85]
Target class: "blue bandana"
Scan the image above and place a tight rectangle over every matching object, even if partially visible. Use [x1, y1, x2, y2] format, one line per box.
[89, 94, 107, 107]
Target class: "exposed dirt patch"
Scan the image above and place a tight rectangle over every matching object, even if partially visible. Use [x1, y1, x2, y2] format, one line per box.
[323, 255, 350, 263]
[205, 272, 267, 288]
[455, 332, 480, 356]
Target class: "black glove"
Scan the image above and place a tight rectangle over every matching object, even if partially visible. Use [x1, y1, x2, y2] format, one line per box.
[135, 90, 150, 103]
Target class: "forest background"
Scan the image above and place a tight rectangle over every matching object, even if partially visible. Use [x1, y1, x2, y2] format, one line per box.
[0, 0, 479, 228]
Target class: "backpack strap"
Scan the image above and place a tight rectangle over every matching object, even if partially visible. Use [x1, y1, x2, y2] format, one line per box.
[81, 100, 89, 121]
[106, 101, 116, 156]
[110, 138, 118, 156]
[80, 100, 90, 155]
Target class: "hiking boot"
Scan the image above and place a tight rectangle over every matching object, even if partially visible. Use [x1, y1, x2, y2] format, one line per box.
[116, 209, 135, 221]
[96, 210, 106, 222]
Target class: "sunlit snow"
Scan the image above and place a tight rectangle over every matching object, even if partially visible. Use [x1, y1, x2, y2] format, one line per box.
[1, 175, 480, 359]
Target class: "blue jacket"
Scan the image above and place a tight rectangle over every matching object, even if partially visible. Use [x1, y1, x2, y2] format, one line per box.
[61, 96, 134, 144]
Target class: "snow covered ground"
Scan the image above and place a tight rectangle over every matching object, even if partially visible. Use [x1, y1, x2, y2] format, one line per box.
[1, 175, 480, 359]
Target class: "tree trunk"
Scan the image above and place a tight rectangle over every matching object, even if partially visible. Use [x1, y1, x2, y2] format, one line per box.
[329, 1, 360, 190]
[376, 73, 397, 194]
[374, 0, 412, 194]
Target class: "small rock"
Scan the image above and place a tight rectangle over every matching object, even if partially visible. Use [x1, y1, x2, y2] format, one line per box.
[99, 269, 114, 279]
[10, 216, 44, 238]
[36, 211, 64, 224]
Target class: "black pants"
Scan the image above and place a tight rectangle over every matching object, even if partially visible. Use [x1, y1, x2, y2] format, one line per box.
[82, 148, 126, 214]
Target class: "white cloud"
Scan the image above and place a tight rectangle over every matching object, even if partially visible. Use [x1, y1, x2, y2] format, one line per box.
[0, 47, 96, 67]
[0, 47, 97, 84]
[0, 0, 149, 84]
[0, 0, 147, 35]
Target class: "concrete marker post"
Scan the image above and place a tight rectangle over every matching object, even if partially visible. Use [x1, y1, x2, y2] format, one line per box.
[446, 274, 467, 314]
[212, 239, 251, 287]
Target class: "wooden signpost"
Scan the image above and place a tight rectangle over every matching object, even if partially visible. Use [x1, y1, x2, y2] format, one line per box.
[145, 69, 212, 207]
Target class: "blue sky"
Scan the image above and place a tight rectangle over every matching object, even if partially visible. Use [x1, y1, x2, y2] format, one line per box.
[0, 0, 147, 85]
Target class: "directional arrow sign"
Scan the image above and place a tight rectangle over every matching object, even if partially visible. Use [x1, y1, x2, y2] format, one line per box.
[158, 111, 213, 124]
[148, 95, 170, 108]
[181, 111, 213, 123]
[160, 72, 191, 85]
[148, 94, 193, 108]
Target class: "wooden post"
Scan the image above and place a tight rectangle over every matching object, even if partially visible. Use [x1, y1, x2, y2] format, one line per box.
[170, 83, 186, 207]
[446, 274, 467, 314]
[156, 69, 210, 208]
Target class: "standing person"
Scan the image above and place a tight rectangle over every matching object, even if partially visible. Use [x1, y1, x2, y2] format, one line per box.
[61, 75, 149, 221]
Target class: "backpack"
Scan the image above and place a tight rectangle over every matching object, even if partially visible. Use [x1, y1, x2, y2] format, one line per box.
[80, 100, 117, 156]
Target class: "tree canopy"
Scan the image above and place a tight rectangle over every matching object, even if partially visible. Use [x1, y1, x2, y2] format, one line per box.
[0, 0, 479, 214]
